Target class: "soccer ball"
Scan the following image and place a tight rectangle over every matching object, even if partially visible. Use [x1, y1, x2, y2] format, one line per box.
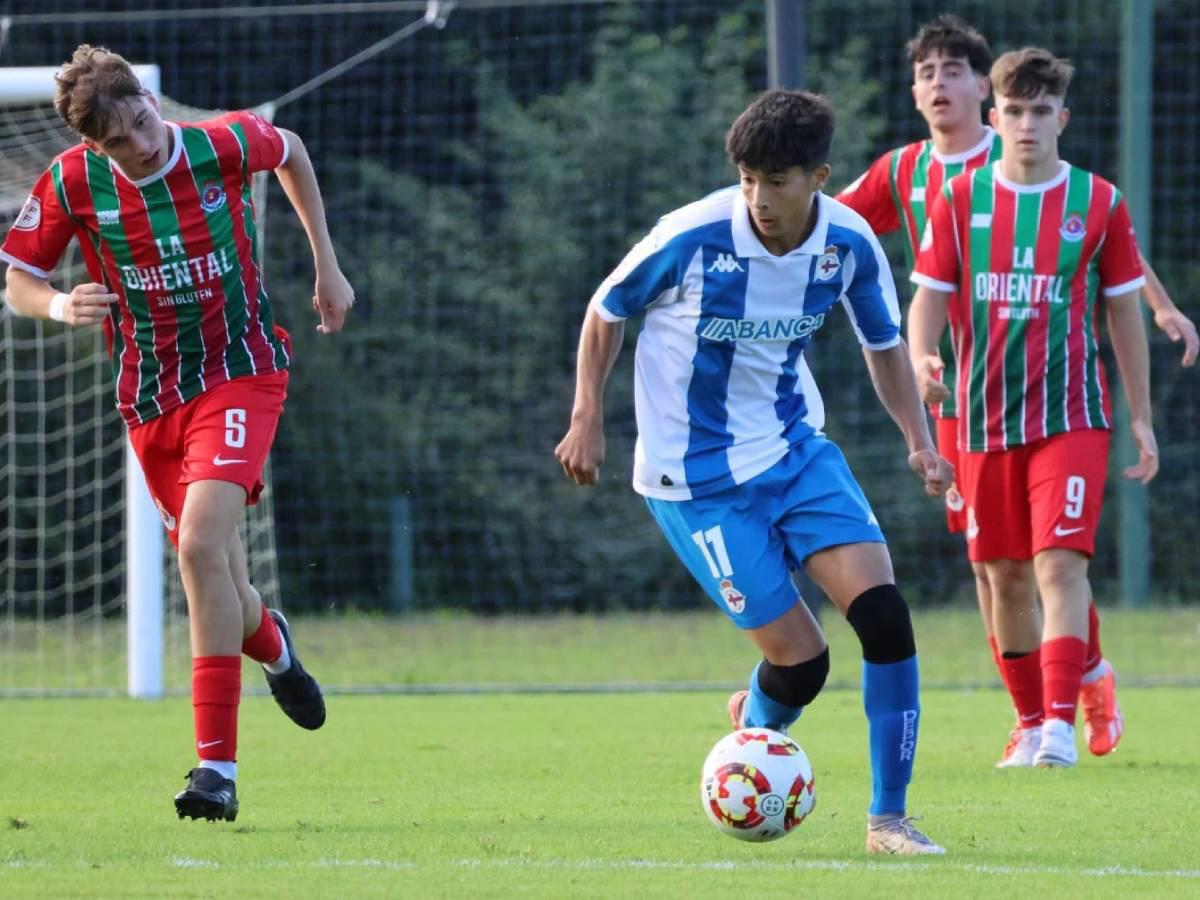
[700, 728, 815, 842]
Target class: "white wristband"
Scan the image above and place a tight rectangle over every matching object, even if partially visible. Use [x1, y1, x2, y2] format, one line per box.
[48, 292, 68, 322]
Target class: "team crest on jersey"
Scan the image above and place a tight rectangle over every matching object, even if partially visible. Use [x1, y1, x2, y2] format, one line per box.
[814, 245, 840, 281]
[1060, 213, 1086, 242]
[199, 181, 227, 213]
[945, 485, 965, 512]
[719, 579, 746, 614]
[14, 195, 41, 231]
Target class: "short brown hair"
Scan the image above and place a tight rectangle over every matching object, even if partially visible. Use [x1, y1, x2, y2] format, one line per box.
[905, 14, 992, 76]
[54, 44, 146, 139]
[990, 48, 1074, 100]
[725, 90, 834, 173]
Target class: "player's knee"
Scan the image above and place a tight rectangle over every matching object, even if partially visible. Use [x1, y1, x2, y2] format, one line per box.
[757, 648, 830, 708]
[845, 584, 916, 664]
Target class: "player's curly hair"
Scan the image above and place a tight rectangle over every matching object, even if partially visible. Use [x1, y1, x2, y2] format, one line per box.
[54, 44, 146, 139]
[991, 48, 1075, 99]
[725, 90, 834, 174]
[905, 14, 993, 76]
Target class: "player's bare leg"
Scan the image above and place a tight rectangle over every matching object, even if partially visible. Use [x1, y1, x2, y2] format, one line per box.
[1031, 549, 1090, 768]
[984, 559, 1045, 767]
[174, 479, 247, 822]
[230, 528, 327, 730]
[807, 543, 944, 855]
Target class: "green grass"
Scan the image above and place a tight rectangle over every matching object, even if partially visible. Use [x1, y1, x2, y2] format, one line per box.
[3, 609, 1198, 896]
[5, 606, 1200, 693]
[1, 688, 1198, 898]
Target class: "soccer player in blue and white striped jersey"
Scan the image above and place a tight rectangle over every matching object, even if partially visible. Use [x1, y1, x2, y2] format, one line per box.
[556, 90, 952, 855]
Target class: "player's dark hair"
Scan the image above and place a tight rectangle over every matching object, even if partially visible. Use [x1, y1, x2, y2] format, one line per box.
[54, 44, 146, 139]
[725, 90, 834, 173]
[905, 14, 993, 76]
[990, 47, 1075, 99]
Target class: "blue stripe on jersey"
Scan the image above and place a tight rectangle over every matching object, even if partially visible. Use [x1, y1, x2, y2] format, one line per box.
[683, 243, 751, 493]
[775, 338, 811, 445]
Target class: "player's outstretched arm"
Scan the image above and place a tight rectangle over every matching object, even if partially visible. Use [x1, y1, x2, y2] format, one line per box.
[4, 266, 116, 325]
[273, 129, 354, 334]
[1139, 253, 1197, 367]
[862, 340, 952, 497]
[1107, 290, 1159, 484]
[555, 306, 624, 486]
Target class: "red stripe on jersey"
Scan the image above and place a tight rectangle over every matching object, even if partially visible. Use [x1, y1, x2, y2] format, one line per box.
[164, 147, 238, 384]
[113, 171, 185, 407]
[205, 124, 276, 373]
[1069, 177, 1114, 429]
[950, 178, 977, 447]
[986, 186, 1017, 451]
[1026, 182, 1065, 441]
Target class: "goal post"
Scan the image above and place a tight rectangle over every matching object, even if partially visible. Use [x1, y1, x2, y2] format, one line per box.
[0, 64, 165, 699]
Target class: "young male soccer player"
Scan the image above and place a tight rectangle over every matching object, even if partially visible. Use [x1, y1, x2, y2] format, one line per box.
[909, 47, 1158, 768]
[556, 89, 951, 854]
[0, 46, 353, 819]
[839, 15, 1196, 766]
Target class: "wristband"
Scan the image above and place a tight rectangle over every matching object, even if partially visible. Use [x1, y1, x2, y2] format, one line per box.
[48, 292, 69, 322]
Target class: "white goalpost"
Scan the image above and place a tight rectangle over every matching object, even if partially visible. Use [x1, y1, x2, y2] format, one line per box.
[0, 65, 164, 698]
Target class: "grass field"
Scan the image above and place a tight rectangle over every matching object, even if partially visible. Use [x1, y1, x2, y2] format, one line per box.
[2, 609, 1199, 897]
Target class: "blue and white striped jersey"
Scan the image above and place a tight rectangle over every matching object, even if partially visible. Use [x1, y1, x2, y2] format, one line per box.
[592, 186, 900, 500]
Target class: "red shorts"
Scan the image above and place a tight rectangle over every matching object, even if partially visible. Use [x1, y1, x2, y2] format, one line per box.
[936, 416, 966, 534]
[960, 429, 1110, 563]
[127, 370, 288, 547]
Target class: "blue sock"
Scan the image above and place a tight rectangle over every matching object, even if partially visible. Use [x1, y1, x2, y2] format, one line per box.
[743, 662, 804, 732]
[862, 655, 920, 815]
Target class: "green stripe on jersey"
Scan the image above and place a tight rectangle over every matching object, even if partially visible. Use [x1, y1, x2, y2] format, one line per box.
[965, 169, 995, 449]
[84, 152, 164, 421]
[1080, 174, 1109, 427]
[1002, 189, 1046, 445]
[1045, 169, 1090, 433]
[179, 126, 255, 378]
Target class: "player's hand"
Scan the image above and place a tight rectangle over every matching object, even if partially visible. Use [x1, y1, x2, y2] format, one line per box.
[908, 447, 954, 497]
[61, 283, 118, 325]
[912, 354, 950, 406]
[1123, 418, 1159, 484]
[555, 416, 606, 486]
[1152, 307, 1198, 367]
[313, 269, 354, 334]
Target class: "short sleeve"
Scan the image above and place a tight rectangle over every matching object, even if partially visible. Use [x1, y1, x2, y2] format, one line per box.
[0, 168, 76, 278]
[1098, 196, 1145, 297]
[911, 185, 959, 293]
[207, 110, 289, 174]
[835, 152, 901, 236]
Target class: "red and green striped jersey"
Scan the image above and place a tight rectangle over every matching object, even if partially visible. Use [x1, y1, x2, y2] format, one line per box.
[0, 111, 290, 426]
[912, 161, 1145, 452]
[838, 127, 1000, 418]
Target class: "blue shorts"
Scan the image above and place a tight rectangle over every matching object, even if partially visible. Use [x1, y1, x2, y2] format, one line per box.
[645, 436, 885, 629]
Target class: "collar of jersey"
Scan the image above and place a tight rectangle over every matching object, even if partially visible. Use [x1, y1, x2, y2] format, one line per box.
[108, 121, 184, 188]
[930, 125, 995, 164]
[732, 190, 830, 259]
[992, 159, 1069, 194]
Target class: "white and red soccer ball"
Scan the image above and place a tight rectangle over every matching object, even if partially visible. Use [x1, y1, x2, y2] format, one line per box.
[700, 728, 816, 842]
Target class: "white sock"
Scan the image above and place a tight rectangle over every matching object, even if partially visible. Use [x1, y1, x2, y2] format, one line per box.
[264, 639, 292, 675]
[198, 759, 237, 781]
[1081, 658, 1110, 685]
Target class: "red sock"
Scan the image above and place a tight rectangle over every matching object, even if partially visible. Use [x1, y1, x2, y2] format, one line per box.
[999, 648, 1043, 728]
[241, 604, 283, 664]
[1084, 602, 1103, 673]
[193, 656, 241, 761]
[1041, 636, 1087, 725]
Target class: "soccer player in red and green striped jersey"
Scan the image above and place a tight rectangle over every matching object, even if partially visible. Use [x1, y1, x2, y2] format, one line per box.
[844, 16, 1196, 768]
[1, 45, 353, 819]
[910, 47, 1159, 768]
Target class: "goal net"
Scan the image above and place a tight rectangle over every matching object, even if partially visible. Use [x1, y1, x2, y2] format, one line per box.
[0, 66, 280, 698]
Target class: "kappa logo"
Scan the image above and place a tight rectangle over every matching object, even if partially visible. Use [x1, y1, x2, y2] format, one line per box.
[14, 195, 41, 231]
[199, 181, 227, 214]
[97, 209, 120, 226]
[814, 245, 841, 281]
[718, 578, 746, 614]
[1060, 213, 1086, 242]
[708, 253, 745, 274]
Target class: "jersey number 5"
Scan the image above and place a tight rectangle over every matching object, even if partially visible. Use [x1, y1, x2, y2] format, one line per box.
[225, 409, 247, 449]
